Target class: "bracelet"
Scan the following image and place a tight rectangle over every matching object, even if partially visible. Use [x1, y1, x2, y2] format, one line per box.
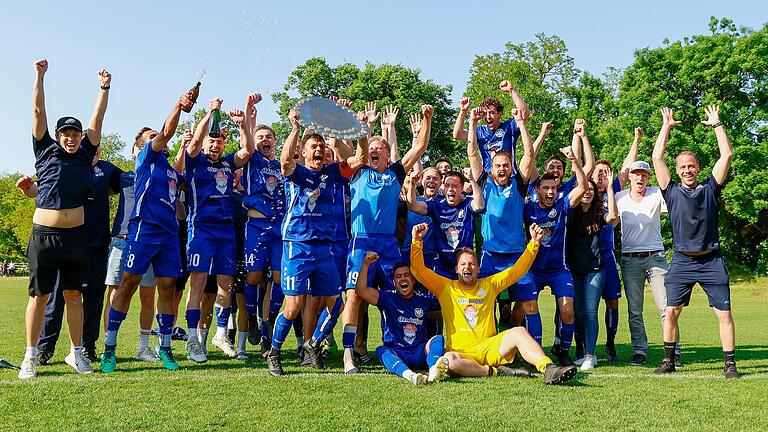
[101, 85, 110, 90]
[712, 121, 723, 128]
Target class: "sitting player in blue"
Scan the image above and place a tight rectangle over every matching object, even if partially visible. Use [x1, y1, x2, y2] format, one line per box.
[466, 106, 542, 344]
[354, 251, 446, 385]
[265, 110, 369, 376]
[183, 95, 257, 362]
[452, 80, 530, 173]
[102, 90, 195, 373]
[339, 104, 434, 374]
[523, 145, 589, 367]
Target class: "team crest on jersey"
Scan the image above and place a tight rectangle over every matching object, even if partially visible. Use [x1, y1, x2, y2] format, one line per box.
[306, 188, 321, 211]
[494, 129, 505, 139]
[463, 305, 478, 328]
[477, 288, 486, 298]
[266, 176, 277, 194]
[403, 323, 417, 345]
[548, 208, 558, 219]
[94, 166, 103, 176]
[168, 178, 177, 202]
[414, 308, 424, 318]
[215, 170, 228, 194]
[457, 208, 465, 220]
[446, 226, 460, 250]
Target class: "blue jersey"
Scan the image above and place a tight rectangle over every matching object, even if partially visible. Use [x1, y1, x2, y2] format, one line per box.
[524, 197, 572, 272]
[403, 196, 436, 255]
[132, 142, 180, 238]
[350, 161, 407, 235]
[241, 152, 285, 221]
[282, 162, 350, 242]
[186, 152, 237, 223]
[426, 198, 479, 264]
[598, 178, 622, 251]
[480, 172, 527, 254]
[476, 119, 520, 173]
[333, 176, 351, 241]
[377, 290, 439, 349]
[528, 175, 576, 203]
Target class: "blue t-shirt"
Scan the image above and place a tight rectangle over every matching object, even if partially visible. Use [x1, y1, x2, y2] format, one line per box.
[131, 142, 181, 238]
[403, 196, 437, 255]
[33, 131, 98, 210]
[241, 152, 285, 222]
[480, 171, 527, 254]
[85, 160, 122, 248]
[112, 171, 136, 236]
[377, 290, 440, 349]
[426, 198, 479, 265]
[528, 175, 576, 203]
[350, 161, 407, 236]
[476, 119, 520, 173]
[186, 152, 237, 224]
[598, 178, 622, 252]
[661, 175, 722, 253]
[282, 162, 349, 242]
[524, 197, 572, 272]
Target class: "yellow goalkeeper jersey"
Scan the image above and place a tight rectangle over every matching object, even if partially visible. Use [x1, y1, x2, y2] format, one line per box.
[410, 239, 538, 351]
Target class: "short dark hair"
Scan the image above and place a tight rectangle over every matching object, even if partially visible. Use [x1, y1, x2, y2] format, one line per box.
[392, 262, 410, 275]
[480, 97, 503, 114]
[492, 150, 513, 164]
[133, 127, 153, 149]
[435, 156, 453, 167]
[444, 170, 466, 185]
[301, 133, 325, 148]
[539, 173, 558, 184]
[546, 155, 566, 168]
[456, 247, 478, 263]
[253, 124, 275, 136]
[595, 159, 612, 169]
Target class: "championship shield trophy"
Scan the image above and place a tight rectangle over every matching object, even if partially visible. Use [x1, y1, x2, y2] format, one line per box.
[293, 97, 369, 140]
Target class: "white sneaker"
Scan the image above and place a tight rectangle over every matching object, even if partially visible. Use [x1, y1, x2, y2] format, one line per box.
[409, 372, 427, 385]
[212, 334, 237, 358]
[186, 338, 208, 363]
[574, 357, 585, 366]
[65, 351, 94, 374]
[235, 351, 248, 361]
[18, 357, 38, 379]
[580, 354, 598, 371]
[427, 355, 450, 383]
[136, 346, 161, 362]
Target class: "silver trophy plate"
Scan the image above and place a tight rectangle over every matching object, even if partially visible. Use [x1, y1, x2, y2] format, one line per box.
[293, 96, 369, 140]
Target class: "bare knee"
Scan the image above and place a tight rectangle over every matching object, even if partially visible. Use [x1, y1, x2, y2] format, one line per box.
[559, 301, 574, 323]
[522, 300, 539, 314]
[62, 289, 82, 304]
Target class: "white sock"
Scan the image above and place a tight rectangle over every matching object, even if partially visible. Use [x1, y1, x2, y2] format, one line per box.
[188, 327, 198, 340]
[199, 329, 209, 346]
[215, 325, 227, 339]
[238, 331, 248, 353]
[73, 345, 83, 356]
[138, 330, 151, 351]
[403, 370, 417, 384]
[25, 346, 38, 359]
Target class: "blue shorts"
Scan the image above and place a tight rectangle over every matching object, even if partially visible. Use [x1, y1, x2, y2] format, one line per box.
[601, 250, 622, 300]
[124, 232, 181, 279]
[244, 217, 282, 272]
[665, 250, 731, 310]
[332, 240, 348, 283]
[480, 249, 538, 302]
[187, 220, 237, 275]
[375, 342, 428, 371]
[282, 240, 342, 297]
[345, 234, 403, 290]
[532, 268, 575, 299]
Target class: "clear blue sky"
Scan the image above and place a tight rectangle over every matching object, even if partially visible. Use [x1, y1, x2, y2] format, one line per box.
[2, 0, 764, 174]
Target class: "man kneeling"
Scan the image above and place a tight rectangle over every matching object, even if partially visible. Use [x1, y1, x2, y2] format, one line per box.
[410, 223, 576, 385]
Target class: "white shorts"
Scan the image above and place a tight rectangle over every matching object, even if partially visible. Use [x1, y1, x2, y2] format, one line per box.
[105, 236, 156, 287]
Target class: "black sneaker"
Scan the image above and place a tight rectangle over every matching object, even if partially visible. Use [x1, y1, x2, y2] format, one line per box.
[654, 359, 676, 374]
[497, 365, 534, 378]
[266, 349, 283, 376]
[549, 344, 561, 358]
[674, 353, 684, 369]
[605, 342, 619, 362]
[543, 364, 576, 385]
[303, 341, 324, 369]
[37, 350, 54, 366]
[629, 353, 646, 366]
[353, 350, 372, 364]
[553, 346, 575, 367]
[247, 315, 261, 345]
[83, 346, 98, 364]
[724, 361, 740, 379]
[260, 340, 271, 359]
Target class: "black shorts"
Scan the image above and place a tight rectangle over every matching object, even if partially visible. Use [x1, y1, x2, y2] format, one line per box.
[665, 250, 731, 310]
[176, 220, 189, 292]
[27, 224, 88, 297]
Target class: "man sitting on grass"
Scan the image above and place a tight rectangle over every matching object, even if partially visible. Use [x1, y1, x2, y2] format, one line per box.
[410, 223, 576, 385]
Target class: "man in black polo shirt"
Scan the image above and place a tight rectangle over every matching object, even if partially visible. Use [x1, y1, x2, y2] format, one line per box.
[651, 105, 738, 378]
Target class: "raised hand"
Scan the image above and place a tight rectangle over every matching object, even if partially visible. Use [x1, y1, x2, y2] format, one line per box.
[409, 113, 423, 137]
[661, 107, 682, 128]
[247, 92, 262, 107]
[701, 105, 721, 126]
[511, 108, 525, 123]
[382, 105, 399, 127]
[97, 69, 112, 87]
[528, 223, 549, 245]
[364, 251, 380, 265]
[560, 145, 575, 160]
[541, 122, 554, 134]
[470, 107, 484, 124]
[421, 104, 434, 121]
[573, 119, 586, 137]
[16, 176, 34, 191]
[178, 92, 194, 112]
[210, 98, 223, 112]
[229, 109, 245, 126]
[634, 126, 643, 140]
[459, 97, 471, 112]
[499, 80, 515, 93]
[34, 59, 48, 75]
[365, 102, 379, 124]
[182, 129, 193, 147]
[288, 109, 300, 128]
[338, 98, 353, 108]
[412, 222, 430, 240]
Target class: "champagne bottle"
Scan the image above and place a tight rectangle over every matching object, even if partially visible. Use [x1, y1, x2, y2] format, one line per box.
[208, 108, 222, 138]
[182, 81, 201, 113]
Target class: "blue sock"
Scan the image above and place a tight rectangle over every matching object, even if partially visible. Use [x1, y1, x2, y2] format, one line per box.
[186, 309, 201, 331]
[215, 306, 231, 328]
[105, 308, 127, 346]
[313, 297, 343, 343]
[269, 283, 284, 315]
[606, 308, 619, 344]
[525, 312, 543, 346]
[271, 313, 293, 351]
[376, 346, 410, 378]
[560, 321, 575, 351]
[244, 283, 260, 316]
[157, 313, 174, 347]
[342, 324, 357, 349]
[426, 335, 445, 368]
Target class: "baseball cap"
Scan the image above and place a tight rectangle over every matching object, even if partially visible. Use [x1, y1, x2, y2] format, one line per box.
[629, 161, 651, 173]
[55, 116, 83, 133]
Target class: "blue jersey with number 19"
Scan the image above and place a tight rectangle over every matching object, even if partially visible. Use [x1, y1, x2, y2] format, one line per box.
[350, 161, 407, 235]
[131, 142, 180, 239]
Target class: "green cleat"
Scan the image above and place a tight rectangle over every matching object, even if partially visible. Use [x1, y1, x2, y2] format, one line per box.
[156, 346, 179, 371]
[100, 346, 117, 373]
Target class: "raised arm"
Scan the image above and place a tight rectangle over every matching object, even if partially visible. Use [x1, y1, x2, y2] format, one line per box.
[652, 107, 680, 190]
[365, 102, 379, 138]
[452, 97, 471, 142]
[86, 68, 112, 146]
[515, 109, 535, 183]
[499, 80, 530, 120]
[172, 129, 193, 172]
[467, 108, 484, 182]
[231, 92, 261, 167]
[401, 105, 433, 172]
[604, 171, 619, 225]
[16, 176, 38, 198]
[469, 175, 485, 212]
[380, 105, 399, 162]
[409, 224, 447, 297]
[355, 252, 382, 305]
[565, 146, 589, 208]
[186, 98, 221, 158]
[529, 122, 553, 183]
[153, 92, 194, 153]
[619, 127, 642, 188]
[280, 109, 302, 177]
[574, 119, 595, 177]
[408, 113, 424, 174]
[406, 176, 428, 215]
[701, 105, 733, 185]
[32, 59, 48, 140]
[486, 224, 543, 295]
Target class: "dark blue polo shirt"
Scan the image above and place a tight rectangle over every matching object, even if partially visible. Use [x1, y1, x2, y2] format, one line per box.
[33, 131, 98, 210]
[85, 160, 122, 248]
[661, 175, 722, 253]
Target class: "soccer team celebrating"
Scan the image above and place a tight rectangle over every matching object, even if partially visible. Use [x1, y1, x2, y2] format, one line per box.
[15, 59, 740, 384]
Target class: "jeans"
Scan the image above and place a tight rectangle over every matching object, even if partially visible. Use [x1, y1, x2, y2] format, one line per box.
[573, 271, 603, 356]
[620, 252, 679, 355]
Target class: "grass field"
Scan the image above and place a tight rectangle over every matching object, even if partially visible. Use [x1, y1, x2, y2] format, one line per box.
[1, 276, 767, 431]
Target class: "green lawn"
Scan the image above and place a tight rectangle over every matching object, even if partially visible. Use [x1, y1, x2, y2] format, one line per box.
[1, 277, 767, 431]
